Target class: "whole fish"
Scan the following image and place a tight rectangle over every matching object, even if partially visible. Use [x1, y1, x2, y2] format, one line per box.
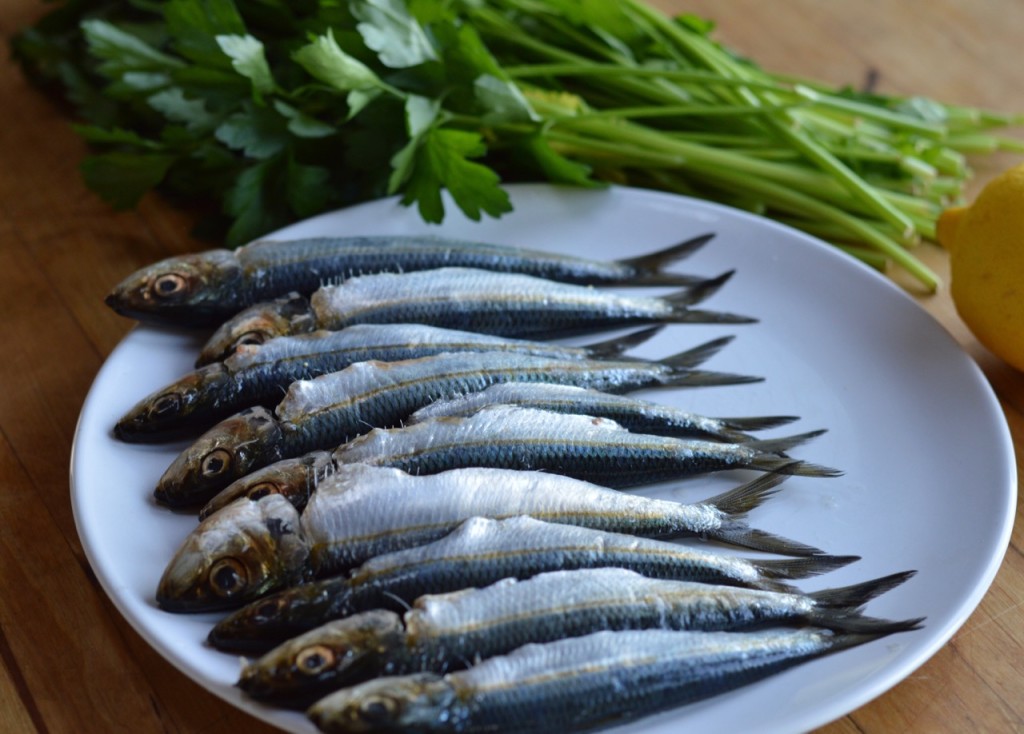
[197, 267, 749, 364]
[113, 324, 667, 442]
[106, 233, 716, 326]
[306, 626, 921, 734]
[154, 348, 761, 508]
[156, 466, 820, 613]
[409, 382, 797, 442]
[238, 567, 918, 708]
[200, 407, 831, 519]
[207, 516, 859, 653]
[333, 407, 838, 487]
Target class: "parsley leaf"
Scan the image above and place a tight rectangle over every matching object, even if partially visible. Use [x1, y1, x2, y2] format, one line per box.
[351, 0, 438, 69]
[401, 127, 511, 223]
[216, 34, 275, 97]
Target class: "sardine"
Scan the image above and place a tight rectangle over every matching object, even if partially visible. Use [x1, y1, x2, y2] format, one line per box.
[156, 465, 820, 613]
[409, 382, 798, 442]
[113, 324, 665, 442]
[251, 406, 836, 500]
[306, 626, 921, 734]
[154, 348, 761, 508]
[207, 516, 859, 653]
[197, 267, 749, 364]
[106, 233, 716, 326]
[238, 567, 918, 708]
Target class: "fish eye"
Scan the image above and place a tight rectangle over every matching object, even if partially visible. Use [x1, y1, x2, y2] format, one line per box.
[247, 482, 279, 501]
[150, 394, 182, 418]
[252, 599, 282, 623]
[209, 558, 248, 597]
[151, 273, 188, 299]
[296, 645, 335, 675]
[236, 331, 269, 348]
[201, 449, 232, 478]
[358, 696, 397, 723]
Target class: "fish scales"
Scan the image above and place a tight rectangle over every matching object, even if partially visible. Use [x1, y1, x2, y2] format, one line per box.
[298, 464, 754, 575]
[115, 324, 662, 442]
[332, 405, 834, 488]
[154, 348, 760, 508]
[161, 465, 813, 614]
[306, 627, 902, 734]
[308, 268, 705, 338]
[207, 516, 858, 653]
[105, 233, 715, 326]
[198, 265, 748, 362]
[238, 567, 917, 706]
[409, 382, 797, 442]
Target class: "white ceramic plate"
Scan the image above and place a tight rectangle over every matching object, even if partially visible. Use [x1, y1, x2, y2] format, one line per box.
[71, 184, 1016, 733]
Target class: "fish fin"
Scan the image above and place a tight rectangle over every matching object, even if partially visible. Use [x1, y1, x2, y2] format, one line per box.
[582, 326, 665, 359]
[816, 614, 928, 635]
[658, 270, 736, 308]
[614, 233, 716, 285]
[701, 472, 789, 518]
[711, 525, 826, 557]
[663, 306, 758, 324]
[746, 430, 828, 455]
[808, 570, 918, 609]
[660, 335, 735, 370]
[661, 369, 764, 388]
[822, 618, 926, 647]
[753, 554, 861, 583]
[716, 415, 801, 432]
[751, 456, 844, 478]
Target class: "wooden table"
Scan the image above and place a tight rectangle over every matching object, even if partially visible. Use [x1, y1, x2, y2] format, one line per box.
[1, 1, 1020, 731]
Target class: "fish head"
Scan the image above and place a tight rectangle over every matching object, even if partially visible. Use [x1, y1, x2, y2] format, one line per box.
[153, 406, 283, 508]
[196, 293, 315, 366]
[208, 577, 354, 653]
[199, 451, 332, 520]
[155, 494, 308, 613]
[307, 673, 461, 734]
[105, 250, 242, 325]
[114, 363, 240, 442]
[237, 610, 406, 707]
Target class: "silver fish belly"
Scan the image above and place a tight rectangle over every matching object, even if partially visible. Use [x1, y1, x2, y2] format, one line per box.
[114, 324, 663, 441]
[106, 233, 716, 326]
[238, 567, 917, 706]
[297, 465, 820, 576]
[332, 405, 838, 488]
[207, 516, 859, 653]
[307, 626, 914, 734]
[153, 350, 760, 508]
[199, 265, 748, 360]
[409, 382, 798, 442]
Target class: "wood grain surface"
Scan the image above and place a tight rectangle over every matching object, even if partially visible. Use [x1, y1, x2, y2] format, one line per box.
[1, 1, 1021, 732]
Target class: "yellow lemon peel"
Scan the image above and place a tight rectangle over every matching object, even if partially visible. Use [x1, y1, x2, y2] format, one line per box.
[937, 163, 1024, 371]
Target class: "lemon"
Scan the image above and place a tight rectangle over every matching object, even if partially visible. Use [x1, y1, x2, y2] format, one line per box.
[937, 162, 1024, 371]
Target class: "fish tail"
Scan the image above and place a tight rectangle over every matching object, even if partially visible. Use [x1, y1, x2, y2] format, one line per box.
[717, 415, 801, 432]
[753, 554, 861, 583]
[712, 525, 826, 557]
[751, 456, 844, 478]
[582, 326, 665, 359]
[661, 369, 765, 388]
[614, 233, 715, 285]
[747, 430, 828, 455]
[817, 616, 927, 640]
[661, 335, 736, 370]
[659, 270, 737, 308]
[702, 472, 789, 518]
[809, 570, 919, 609]
[663, 304, 759, 324]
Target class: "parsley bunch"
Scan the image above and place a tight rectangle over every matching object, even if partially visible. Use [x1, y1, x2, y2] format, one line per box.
[13, 0, 1024, 289]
